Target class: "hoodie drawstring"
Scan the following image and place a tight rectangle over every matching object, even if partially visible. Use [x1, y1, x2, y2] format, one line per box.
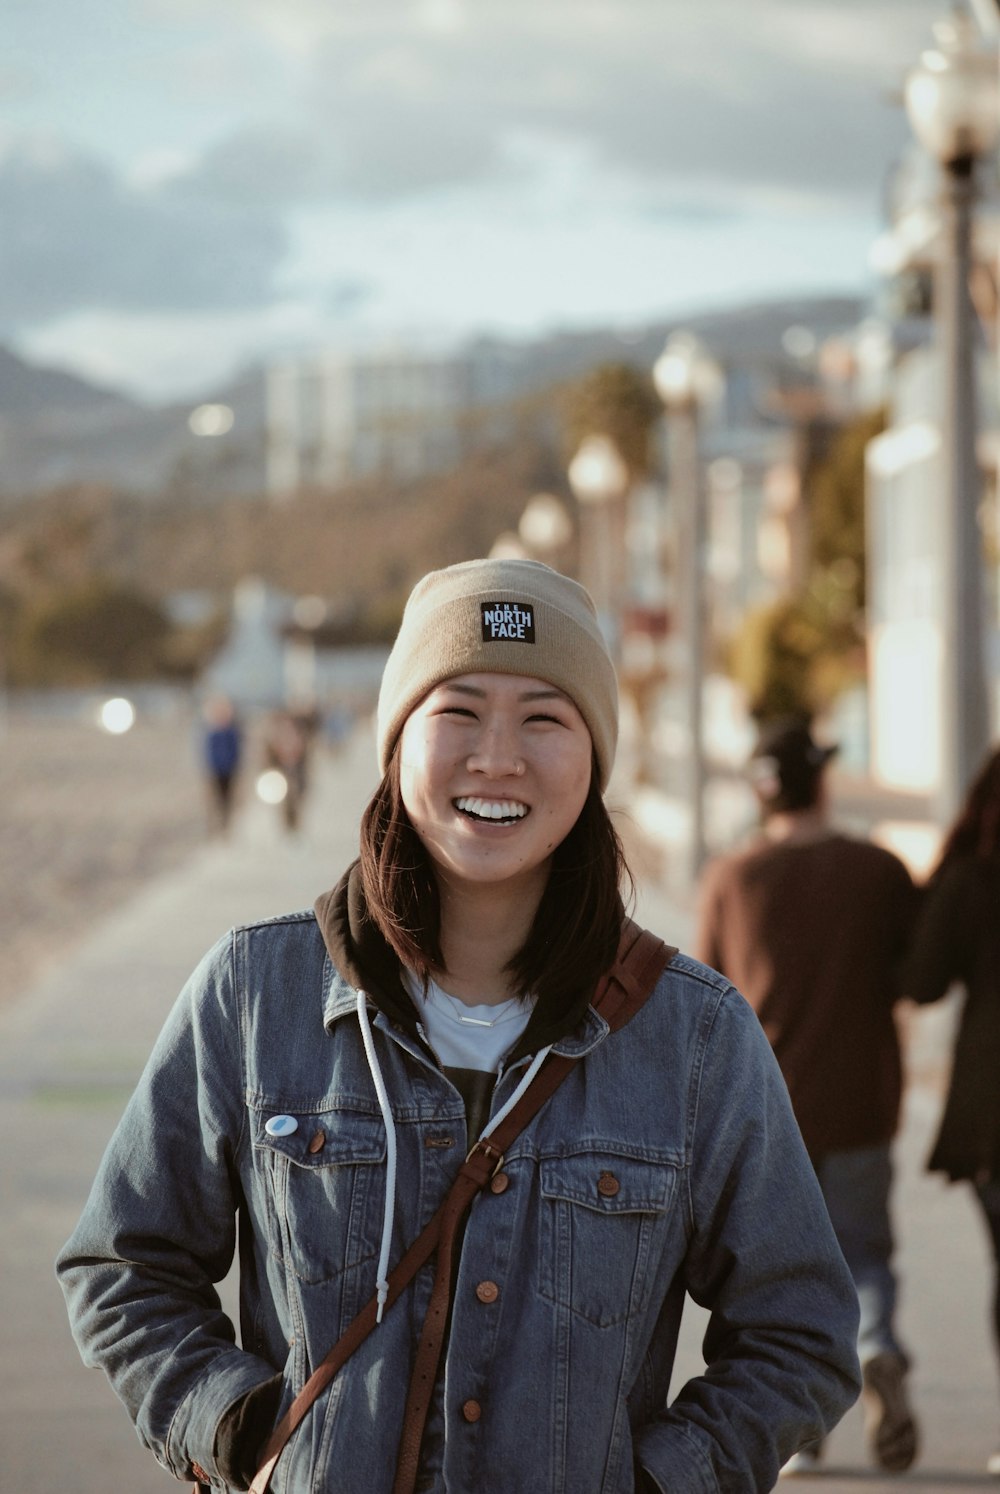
[356, 991, 397, 1322]
[480, 1043, 552, 1139]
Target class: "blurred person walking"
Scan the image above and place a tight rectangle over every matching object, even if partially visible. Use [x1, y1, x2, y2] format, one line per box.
[902, 746, 1000, 1480]
[262, 708, 310, 832]
[695, 718, 921, 1477]
[57, 563, 861, 1494]
[201, 696, 243, 834]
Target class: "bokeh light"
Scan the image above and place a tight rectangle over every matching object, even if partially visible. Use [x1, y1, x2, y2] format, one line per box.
[98, 697, 136, 735]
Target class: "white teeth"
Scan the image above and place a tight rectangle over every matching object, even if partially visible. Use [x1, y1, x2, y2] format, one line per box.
[455, 797, 529, 821]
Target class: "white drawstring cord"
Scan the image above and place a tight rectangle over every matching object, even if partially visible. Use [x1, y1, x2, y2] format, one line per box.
[356, 990, 397, 1323]
[480, 1043, 553, 1140]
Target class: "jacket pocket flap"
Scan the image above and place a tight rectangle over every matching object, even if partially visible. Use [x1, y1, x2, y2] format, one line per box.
[540, 1151, 671, 1214]
[254, 1111, 386, 1169]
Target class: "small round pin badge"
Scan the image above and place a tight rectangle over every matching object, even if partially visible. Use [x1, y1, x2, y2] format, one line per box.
[265, 1114, 298, 1137]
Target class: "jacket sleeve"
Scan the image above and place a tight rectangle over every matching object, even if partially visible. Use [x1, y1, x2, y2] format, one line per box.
[55, 932, 279, 1486]
[634, 984, 862, 1491]
[901, 865, 968, 1006]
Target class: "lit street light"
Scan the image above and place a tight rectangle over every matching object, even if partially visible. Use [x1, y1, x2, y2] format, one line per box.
[653, 333, 722, 881]
[518, 492, 573, 567]
[904, 9, 999, 822]
[567, 434, 629, 654]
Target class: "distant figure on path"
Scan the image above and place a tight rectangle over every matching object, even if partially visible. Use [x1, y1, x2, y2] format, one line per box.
[58, 563, 860, 1493]
[262, 708, 310, 832]
[695, 717, 920, 1477]
[201, 695, 242, 834]
[903, 745, 1000, 1481]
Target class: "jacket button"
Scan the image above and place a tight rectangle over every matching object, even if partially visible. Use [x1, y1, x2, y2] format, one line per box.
[308, 1129, 326, 1154]
[475, 1280, 499, 1304]
[191, 1463, 210, 1482]
[462, 1399, 482, 1423]
[597, 1171, 620, 1197]
[489, 1172, 509, 1194]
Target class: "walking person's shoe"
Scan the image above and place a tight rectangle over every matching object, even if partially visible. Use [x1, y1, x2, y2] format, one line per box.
[861, 1351, 919, 1472]
[779, 1442, 824, 1477]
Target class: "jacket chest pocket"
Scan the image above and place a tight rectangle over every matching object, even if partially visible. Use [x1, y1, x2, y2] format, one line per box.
[255, 1109, 386, 1286]
[538, 1149, 675, 1328]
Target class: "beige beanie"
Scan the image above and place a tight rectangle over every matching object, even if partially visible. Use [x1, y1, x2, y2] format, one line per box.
[377, 558, 618, 789]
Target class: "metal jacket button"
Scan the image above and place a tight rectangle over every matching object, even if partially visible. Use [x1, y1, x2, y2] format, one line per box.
[475, 1280, 499, 1304]
[597, 1170, 620, 1197]
[489, 1172, 509, 1194]
[462, 1399, 482, 1423]
[308, 1129, 326, 1154]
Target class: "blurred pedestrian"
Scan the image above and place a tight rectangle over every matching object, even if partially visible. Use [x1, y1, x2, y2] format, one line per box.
[262, 708, 310, 832]
[902, 745, 1000, 1479]
[695, 716, 921, 1477]
[201, 695, 242, 834]
[58, 562, 860, 1494]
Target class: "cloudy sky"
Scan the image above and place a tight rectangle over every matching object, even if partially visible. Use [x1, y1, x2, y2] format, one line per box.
[3, 0, 952, 402]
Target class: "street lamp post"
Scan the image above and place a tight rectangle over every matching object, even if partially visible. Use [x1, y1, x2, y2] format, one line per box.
[653, 333, 722, 882]
[567, 434, 629, 656]
[905, 10, 1000, 823]
[518, 492, 574, 569]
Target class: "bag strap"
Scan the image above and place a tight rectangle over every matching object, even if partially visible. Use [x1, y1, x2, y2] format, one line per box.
[244, 921, 676, 1494]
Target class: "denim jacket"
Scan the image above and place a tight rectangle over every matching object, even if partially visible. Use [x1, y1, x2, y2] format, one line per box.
[58, 895, 860, 1493]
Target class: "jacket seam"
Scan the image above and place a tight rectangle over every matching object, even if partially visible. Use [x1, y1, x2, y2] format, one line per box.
[683, 978, 731, 1233]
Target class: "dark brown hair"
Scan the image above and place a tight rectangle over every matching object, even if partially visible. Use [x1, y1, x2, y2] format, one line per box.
[359, 749, 632, 1025]
[930, 744, 1000, 882]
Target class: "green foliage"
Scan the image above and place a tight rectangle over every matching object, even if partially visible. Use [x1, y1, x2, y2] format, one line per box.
[11, 578, 171, 685]
[728, 596, 826, 723]
[561, 363, 661, 481]
[804, 406, 885, 612]
[727, 406, 882, 721]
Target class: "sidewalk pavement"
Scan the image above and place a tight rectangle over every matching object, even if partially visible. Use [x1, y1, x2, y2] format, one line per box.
[1, 729, 996, 1492]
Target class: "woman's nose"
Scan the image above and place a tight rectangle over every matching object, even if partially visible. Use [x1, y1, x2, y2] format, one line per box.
[466, 721, 525, 777]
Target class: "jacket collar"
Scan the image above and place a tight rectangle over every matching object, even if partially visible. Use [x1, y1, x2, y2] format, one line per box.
[313, 860, 613, 1058]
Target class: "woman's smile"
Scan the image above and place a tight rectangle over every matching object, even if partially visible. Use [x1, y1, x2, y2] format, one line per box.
[453, 795, 530, 824]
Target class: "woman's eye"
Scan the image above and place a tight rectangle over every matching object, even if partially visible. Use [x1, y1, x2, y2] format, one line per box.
[526, 712, 562, 726]
[439, 706, 477, 719]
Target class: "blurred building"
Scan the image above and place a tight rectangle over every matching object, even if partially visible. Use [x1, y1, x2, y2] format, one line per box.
[865, 143, 1000, 794]
[265, 344, 522, 498]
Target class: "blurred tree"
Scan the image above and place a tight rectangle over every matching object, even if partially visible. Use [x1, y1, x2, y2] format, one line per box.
[727, 596, 826, 723]
[727, 406, 884, 721]
[13, 578, 170, 684]
[804, 405, 885, 614]
[561, 363, 661, 482]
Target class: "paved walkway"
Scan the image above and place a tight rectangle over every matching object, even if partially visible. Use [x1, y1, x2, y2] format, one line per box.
[0, 729, 996, 1491]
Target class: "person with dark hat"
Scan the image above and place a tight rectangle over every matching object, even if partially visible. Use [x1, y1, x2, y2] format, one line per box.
[695, 715, 921, 1477]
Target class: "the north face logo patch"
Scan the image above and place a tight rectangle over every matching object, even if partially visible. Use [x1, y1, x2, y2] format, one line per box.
[481, 600, 536, 642]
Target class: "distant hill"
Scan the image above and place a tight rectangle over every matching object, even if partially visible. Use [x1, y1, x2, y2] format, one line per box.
[0, 294, 866, 499]
[0, 346, 138, 418]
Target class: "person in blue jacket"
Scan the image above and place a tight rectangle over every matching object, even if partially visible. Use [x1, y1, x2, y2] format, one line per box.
[201, 695, 243, 834]
[58, 558, 860, 1492]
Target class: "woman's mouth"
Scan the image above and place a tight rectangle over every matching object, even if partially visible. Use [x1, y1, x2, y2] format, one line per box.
[454, 796, 529, 824]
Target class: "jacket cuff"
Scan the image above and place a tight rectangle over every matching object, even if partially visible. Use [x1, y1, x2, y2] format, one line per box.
[215, 1373, 284, 1489]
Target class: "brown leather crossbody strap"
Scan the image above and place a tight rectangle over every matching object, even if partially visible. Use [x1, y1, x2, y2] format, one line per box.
[244, 922, 676, 1494]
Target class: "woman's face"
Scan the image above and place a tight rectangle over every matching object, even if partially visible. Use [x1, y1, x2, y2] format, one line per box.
[399, 671, 593, 898]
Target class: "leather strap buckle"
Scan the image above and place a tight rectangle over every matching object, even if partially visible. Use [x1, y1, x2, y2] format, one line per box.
[465, 1136, 505, 1175]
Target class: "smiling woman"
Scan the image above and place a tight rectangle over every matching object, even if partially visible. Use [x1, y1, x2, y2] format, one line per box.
[58, 557, 863, 1494]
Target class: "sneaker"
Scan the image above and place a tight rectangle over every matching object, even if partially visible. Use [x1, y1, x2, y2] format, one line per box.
[779, 1445, 823, 1477]
[861, 1351, 919, 1473]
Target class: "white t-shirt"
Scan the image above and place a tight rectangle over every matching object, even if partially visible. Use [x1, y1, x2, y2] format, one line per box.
[402, 970, 534, 1141]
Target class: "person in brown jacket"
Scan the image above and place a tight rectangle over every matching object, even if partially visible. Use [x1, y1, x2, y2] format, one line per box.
[695, 717, 920, 1477]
